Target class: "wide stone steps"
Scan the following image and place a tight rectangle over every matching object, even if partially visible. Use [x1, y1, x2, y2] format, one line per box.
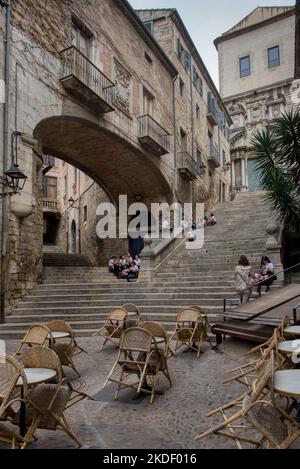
[0, 191, 277, 339]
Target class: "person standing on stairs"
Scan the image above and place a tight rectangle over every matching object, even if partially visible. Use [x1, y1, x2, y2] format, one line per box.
[234, 256, 252, 305]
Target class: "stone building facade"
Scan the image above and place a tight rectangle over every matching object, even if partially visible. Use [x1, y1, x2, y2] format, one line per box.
[137, 8, 232, 206]
[0, 0, 231, 311]
[215, 5, 300, 192]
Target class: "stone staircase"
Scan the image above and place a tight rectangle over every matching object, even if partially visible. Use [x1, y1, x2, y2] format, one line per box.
[0, 191, 276, 339]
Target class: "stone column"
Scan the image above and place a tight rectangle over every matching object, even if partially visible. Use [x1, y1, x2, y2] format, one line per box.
[241, 158, 247, 192]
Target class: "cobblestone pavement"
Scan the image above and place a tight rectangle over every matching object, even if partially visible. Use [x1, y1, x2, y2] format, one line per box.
[2, 337, 300, 449]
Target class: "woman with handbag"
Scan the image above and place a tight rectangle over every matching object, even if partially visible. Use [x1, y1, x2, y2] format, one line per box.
[234, 256, 252, 304]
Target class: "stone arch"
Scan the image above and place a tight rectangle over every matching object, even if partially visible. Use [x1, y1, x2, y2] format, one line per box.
[33, 115, 174, 207]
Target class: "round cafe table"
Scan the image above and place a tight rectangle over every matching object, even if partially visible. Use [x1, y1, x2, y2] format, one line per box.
[274, 370, 300, 399]
[47, 331, 70, 340]
[278, 341, 300, 355]
[16, 367, 57, 437]
[284, 325, 300, 336]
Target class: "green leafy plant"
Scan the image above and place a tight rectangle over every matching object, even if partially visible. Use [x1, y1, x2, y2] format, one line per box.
[251, 110, 300, 230]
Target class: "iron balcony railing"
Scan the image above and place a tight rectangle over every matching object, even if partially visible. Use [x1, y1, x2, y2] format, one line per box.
[178, 152, 203, 179]
[207, 92, 219, 126]
[60, 46, 115, 109]
[43, 199, 59, 210]
[138, 115, 170, 155]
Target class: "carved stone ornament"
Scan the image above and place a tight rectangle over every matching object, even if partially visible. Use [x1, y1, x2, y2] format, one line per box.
[113, 59, 131, 114]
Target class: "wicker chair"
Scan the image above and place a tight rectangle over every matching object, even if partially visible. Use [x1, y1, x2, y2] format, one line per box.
[224, 327, 283, 389]
[12, 324, 54, 358]
[122, 304, 141, 328]
[20, 346, 63, 383]
[94, 308, 128, 351]
[170, 308, 210, 358]
[0, 355, 27, 448]
[12, 377, 91, 448]
[103, 327, 172, 404]
[48, 320, 87, 357]
[195, 352, 276, 448]
[47, 320, 85, 377]
[140, 321, 175, 358]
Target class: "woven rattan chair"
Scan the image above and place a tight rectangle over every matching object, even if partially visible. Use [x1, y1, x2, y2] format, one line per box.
[103, 327, 172, 403]
[12, 324, 54, 358]
[12, 377, 91, 448]
[48, 320, 87, 357]
[224, 328, 282, 389]
[170, 308, 209, 358]
[140, 321, 175, 358]
[20, 346, 63, 383]
[47, 320, 85, 377]
[195, 352, 276, 448]
[94, 308, 128, 351]
[0, 355, 27, 448]
[122, 304, 141, 329]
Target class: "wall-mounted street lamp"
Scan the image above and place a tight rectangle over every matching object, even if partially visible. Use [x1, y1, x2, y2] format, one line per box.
[0, 132, 27, 199]
[68, 196, 75, 208]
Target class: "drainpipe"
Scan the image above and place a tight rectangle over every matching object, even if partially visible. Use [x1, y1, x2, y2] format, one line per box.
[172, 75, 178, 194]
[1, 0, 11, 324]
[189, 48, 195, 207]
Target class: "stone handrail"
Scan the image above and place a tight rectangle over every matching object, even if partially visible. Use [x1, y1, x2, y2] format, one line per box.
[140, 226, 186, 276]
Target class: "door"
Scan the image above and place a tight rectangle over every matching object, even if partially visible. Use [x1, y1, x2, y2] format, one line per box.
[71, 220, 77, 254]
[248, 158, 263, 192]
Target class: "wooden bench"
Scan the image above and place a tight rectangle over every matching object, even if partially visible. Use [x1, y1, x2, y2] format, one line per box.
[212, 319, 275, 346]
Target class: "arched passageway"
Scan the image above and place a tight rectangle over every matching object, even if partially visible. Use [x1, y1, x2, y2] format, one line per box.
[34, 116, 174, 206]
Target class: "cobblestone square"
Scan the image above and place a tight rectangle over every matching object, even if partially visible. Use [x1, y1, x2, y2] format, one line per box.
[2, 337, 300, 450]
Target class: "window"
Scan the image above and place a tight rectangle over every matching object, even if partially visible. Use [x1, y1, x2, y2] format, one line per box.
[192, 66, 203, 95]
[177, 38, 191, 70]
[72, 16, 93, 58]
[196, 149, 202, 165]
[239, 56, 250, 78]
[268, 46, 280, 68]
[72, 167, 77, 188]
[179, 79, 185, 97]
[64, 175, 67, 197]
[222, 150, 226, 168]
[145, 52, 153, 65]
[43, 155, 56, 167]
[196, 104, 200, 119]
[83, 205, 88, 223]
[43, 176, 57, 200]
[143, 88, 154, 116]
[144, 21, 154, 35]
[180, 128, 187, 152]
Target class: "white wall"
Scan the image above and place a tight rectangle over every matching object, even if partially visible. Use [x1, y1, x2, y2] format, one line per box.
[219, 15, 295, 99]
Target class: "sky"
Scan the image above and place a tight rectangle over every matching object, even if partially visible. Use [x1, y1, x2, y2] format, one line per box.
[129, 0, 295, 88]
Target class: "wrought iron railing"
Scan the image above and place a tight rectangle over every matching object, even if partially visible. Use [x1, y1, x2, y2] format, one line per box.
[43, 199, 59, 210]
[60, 46, 115, 108]
[178, 152, 202, 178]
[138, 115, 170, 153]
[208, 144, 220, 160]
[207, 92, 219, 124]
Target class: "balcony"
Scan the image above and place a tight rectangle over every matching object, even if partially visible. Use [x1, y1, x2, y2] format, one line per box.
[207, 145, 220, 169]
[207, 92, 219, 127]
[43, 199, 59, 212]
[138, 115, 170, 156]
[60, 46, 115, 115]
[178, 152, 202, 181]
